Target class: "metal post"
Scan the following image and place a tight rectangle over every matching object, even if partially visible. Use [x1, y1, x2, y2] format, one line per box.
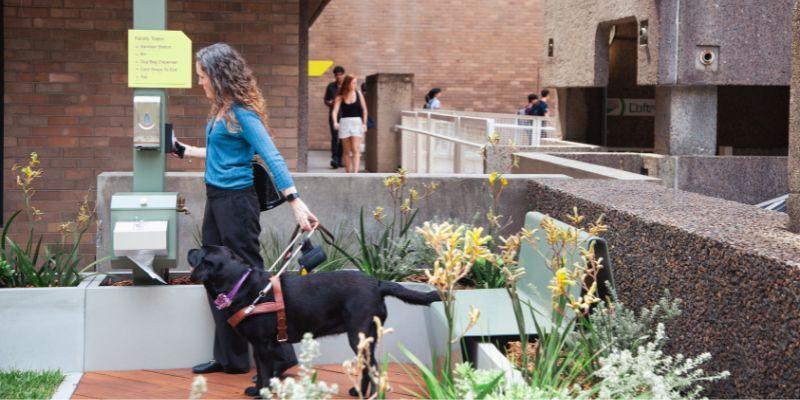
[453, 116, 462, 173]
[132, 0, 167, 193]
[131, 0, 167, 284]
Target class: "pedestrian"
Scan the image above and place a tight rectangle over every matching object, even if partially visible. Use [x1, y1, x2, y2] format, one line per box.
[532, 89, 550, 117]
[423, 88, 442, 110]
[331, 74, 368, 173]
[174, 43, 318, 384]
[324, 66, 346, 169]
[520, 93, 539, 116]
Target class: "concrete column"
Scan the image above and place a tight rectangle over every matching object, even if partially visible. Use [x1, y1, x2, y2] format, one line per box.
[297, 0, 309, 172]
[788, 2, 800, 232]
[654, 86, 717, 155]
[364, 73, 414, 173]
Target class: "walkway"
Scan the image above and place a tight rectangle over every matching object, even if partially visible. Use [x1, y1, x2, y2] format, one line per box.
[307, 150, 365, 173]
[71, 364, 419, 399]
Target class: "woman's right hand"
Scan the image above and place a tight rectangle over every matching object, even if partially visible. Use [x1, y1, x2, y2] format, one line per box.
[333, 122, 340, 131]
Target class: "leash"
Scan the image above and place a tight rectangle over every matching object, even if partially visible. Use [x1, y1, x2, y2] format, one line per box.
[245, 223, 322, 315]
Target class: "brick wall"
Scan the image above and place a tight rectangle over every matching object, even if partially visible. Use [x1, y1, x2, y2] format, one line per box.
[308, 0, 545, 150]
[3, 0, 300, 260]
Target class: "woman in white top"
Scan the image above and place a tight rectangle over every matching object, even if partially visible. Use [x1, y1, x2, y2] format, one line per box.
[331, 75, 368, 173]
[424, 87, 442, 109]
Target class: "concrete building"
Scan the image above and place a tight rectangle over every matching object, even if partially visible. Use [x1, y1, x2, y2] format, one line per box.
[544, 0, 793, 156]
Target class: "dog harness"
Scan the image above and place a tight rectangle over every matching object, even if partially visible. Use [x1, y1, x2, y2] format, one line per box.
[227, 275, 288, 342]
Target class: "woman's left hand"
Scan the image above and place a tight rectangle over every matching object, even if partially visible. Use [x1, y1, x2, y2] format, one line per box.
[289, 198, 318, 231]
[362, 123, 367, 132]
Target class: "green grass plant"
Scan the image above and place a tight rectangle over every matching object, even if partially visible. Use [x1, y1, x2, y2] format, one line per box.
[0, 370, 64, 400]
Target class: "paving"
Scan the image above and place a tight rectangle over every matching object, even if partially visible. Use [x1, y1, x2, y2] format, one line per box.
[72, 365, 419, 399]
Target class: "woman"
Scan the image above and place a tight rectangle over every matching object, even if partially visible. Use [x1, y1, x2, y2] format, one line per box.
[175, 43, 316, 381]
[424, 87, 442, 110]
[331, 75, 368, 173]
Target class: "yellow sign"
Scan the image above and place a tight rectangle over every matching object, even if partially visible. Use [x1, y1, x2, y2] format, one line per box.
[128, 30, 192, 88]
[308, 60, 334, 77]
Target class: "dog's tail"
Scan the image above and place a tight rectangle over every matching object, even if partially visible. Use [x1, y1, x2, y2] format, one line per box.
[379, 281, 441, 305]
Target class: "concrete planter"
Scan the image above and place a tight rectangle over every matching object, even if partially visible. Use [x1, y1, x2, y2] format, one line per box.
[424, 287, 543, 366]
[83, 279, 441, 371]
[84, 276, 215, 371]
[0, 276, 96, 373]
[474, 343, 524, 385]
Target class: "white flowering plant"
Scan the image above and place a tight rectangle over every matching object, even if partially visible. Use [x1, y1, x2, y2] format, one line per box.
[265, 333, 338, 400]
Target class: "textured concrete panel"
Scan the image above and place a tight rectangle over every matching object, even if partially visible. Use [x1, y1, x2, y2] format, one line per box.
[544, 0, 793, 87]
[527, 179, 800, 398]
[677, 1, 793, 86]
[543, 0, 658, 87]
[365, 74, 414, 173]
[675, 156, 788, 204]
[790, 1, 800, 231]
[654, 86, 717, 155]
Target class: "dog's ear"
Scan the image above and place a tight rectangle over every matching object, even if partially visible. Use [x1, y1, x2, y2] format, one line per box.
[189, 248, 215, 283]
[187, 248, 204, 268]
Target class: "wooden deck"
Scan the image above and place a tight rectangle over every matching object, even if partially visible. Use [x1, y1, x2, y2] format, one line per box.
[72, 364, 421, 399]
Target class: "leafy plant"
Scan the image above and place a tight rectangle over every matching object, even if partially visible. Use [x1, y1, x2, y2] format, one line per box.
[586, 286, 682, 357]
[592, 323, 729, 400]
[400, 348, 504, 400]
[335, 208, 418, 281]
[334, 169, 438, 281]
[260, 223, 355, 274]
[0, 153, 104, 288]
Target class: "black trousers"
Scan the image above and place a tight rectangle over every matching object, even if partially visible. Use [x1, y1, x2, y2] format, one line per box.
[329, 112, 343, 163]
[203, 184, 297, 373]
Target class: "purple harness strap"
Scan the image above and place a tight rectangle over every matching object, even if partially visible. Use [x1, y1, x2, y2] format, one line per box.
[214, 269, 251, 310]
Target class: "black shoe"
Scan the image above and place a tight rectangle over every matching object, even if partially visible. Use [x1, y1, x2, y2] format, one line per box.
[192, 360, 223, 374]
[330, 160, 339, 169]
[244, 386, 260, 397]
[337, 161, 345, 168]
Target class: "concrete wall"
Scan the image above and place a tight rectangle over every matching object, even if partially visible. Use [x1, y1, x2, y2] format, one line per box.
[555, 152, 788, 204]
[526, 179, 800, 399]
[544, 0, 794, 88]
[96, 173, 568, 271]
[543, 0, 659, 87]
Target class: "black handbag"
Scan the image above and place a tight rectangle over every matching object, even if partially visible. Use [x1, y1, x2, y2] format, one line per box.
[252, 159, 285, 211]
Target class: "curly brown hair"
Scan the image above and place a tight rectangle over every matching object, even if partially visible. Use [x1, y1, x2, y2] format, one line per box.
[196, 43, 269, 132]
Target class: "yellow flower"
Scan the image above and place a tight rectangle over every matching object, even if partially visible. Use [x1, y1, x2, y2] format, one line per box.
[372, 206, 384, 221]
[548, 267, 575, 297]
[488, 172, 499, 187]
[500, 176, 508, 187]
[409, 187, 419, 202]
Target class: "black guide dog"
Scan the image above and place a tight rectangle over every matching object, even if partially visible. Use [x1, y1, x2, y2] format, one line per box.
[188, 245, 441, 398]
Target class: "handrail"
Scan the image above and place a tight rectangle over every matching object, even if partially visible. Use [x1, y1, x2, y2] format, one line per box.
[394, 125, 484, 148]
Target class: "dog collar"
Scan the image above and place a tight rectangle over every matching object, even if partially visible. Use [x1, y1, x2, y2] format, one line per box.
[215, 269, 251, 310]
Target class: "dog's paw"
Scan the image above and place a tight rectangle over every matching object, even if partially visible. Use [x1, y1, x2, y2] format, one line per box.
[244, 385, 261, 398]
[348, 386, 360, 397]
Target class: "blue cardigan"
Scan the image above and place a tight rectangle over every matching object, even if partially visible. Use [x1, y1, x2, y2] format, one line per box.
[204, 106, 294, 191]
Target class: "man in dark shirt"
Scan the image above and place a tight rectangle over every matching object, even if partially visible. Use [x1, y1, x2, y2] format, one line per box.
[533, 89, 550, 117]
[324, 66, 345, 168]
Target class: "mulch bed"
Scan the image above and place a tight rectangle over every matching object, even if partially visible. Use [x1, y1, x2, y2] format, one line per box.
[102, 274, 197, 286]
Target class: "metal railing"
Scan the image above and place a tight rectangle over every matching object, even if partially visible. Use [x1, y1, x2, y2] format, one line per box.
[396, 110, 558, 173]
